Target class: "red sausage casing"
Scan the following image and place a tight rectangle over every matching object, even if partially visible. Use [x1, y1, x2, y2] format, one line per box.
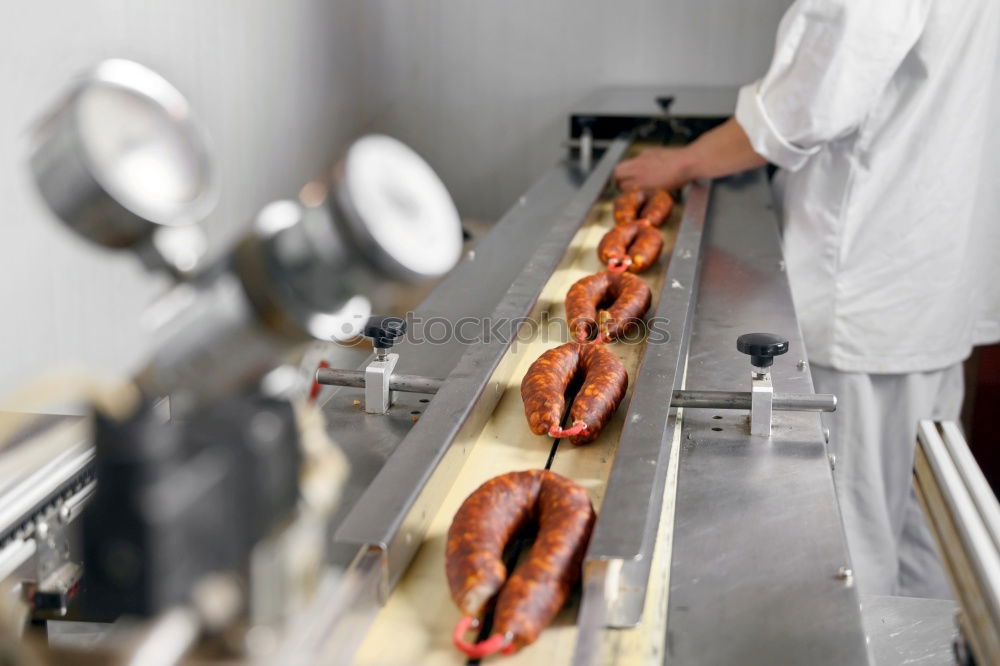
[520, 341, 628, 445]
[446, 470, 596, 651]
[613, 189, 646, 225]
[520, 342, 581, 439]
[637, 188, 673, 227]
[566, 271, 652, 342]
[597, 221, 664, 273]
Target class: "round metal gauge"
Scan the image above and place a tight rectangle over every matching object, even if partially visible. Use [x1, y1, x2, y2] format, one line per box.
[30, 59, 217, 249]
[335, 135, 462, 280]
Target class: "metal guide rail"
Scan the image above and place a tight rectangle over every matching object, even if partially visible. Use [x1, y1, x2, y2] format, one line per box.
[915, 420, 1000, 664]
[577, 179, 710, 633]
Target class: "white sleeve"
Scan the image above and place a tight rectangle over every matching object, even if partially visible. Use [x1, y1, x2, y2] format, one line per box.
[735, 0, 932, 171]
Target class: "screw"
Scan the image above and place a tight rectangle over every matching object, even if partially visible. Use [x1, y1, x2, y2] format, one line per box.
[828, 453, 836, 470]
[824, 428, 831, 443]
[836, 566, 854, 584]
[796, 360, 807, 371]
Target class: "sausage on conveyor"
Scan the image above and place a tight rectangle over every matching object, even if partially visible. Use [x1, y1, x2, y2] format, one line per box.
[566, 270, 652, 342]
[520, 341, 628, 444]
[637, 188, 674, 228]
[447, 469, 597, 657]
[597, 220, 664, 273]
[612, 187, 646, 225]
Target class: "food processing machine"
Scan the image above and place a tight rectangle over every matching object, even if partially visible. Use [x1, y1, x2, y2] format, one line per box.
[0, 73, 978, 665]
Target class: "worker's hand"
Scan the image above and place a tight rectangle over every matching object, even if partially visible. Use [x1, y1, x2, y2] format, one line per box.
[614, 147, 695, 192]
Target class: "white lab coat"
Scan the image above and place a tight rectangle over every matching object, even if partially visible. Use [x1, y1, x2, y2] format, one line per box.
[736, 0, 1000, 374]
[735, 0, 1000, 596]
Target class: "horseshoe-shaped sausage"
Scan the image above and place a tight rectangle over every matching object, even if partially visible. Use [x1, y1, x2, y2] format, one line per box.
[597, 220, 664, 273]
[447, 469, 596, 656]
[520, 341, 628, 444]
[566, 271, 652, 343]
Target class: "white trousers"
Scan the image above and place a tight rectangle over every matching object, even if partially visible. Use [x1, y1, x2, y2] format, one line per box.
[811, 362, 964, 598]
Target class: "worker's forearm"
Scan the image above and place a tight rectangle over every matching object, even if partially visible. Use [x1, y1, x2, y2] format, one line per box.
[681, 117, 768, 181]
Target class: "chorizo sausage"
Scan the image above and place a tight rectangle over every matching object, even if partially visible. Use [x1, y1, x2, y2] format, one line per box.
[637, 188, 673, 228]
[566, 271, 651, 342]
[447, 469, 596, 655]
[612, 188, 646, 225]
[597, 220, 664, 273]
[520, 341, 628, 445]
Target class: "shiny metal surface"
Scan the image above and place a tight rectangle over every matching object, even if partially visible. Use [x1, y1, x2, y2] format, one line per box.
[915, 420, 1000, 663]
[315, 367, 442, 395]
[939, 420, 1000, 553]
[332, 140, 630, 589]
[0, 417, 92, 545]
[671, 389, 836, 412]
[750, 370, 773, 436]
[29, 59, 216, 253]
[333, 135, 463, 281]
[241, 198, 373, 343]
[364, 353, 398, 414]
[666, 170, 870, 665]
[576, 182, 709, 634]
[861, 595, 958, 666]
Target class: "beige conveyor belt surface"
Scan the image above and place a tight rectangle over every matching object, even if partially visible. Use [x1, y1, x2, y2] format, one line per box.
[355, 193, 683, 666]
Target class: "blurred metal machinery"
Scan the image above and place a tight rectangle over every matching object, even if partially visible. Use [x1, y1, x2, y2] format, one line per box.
[1, 58, 463, 665]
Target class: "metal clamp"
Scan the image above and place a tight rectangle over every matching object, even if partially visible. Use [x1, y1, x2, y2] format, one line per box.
[364, 353, 399, 414]
[671, 333, 836, 437]
[316, 315, 445, 414]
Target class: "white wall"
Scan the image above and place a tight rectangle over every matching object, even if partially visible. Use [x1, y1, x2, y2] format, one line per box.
[359, 0, 790, 219]
[0, 0, 788, 397]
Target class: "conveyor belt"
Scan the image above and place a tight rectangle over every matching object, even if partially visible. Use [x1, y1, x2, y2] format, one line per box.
[354, 193, 682, 665]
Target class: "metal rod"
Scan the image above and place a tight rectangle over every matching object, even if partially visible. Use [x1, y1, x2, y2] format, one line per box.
[672, 390, 836, 412]
[315, 367, 443, 395]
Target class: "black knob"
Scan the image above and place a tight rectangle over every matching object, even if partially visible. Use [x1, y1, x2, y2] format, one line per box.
[364, 315, 407, 350]
[737, 333, 789, 369]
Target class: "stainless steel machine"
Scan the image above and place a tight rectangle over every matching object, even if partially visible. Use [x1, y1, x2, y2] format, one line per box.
[0, 72, 974, 665]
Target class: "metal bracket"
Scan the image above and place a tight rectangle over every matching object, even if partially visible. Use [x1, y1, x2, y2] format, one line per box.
[364, 353, 399, 414]
[22, 520, 80, 617]
[750, 367, 774, 437]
